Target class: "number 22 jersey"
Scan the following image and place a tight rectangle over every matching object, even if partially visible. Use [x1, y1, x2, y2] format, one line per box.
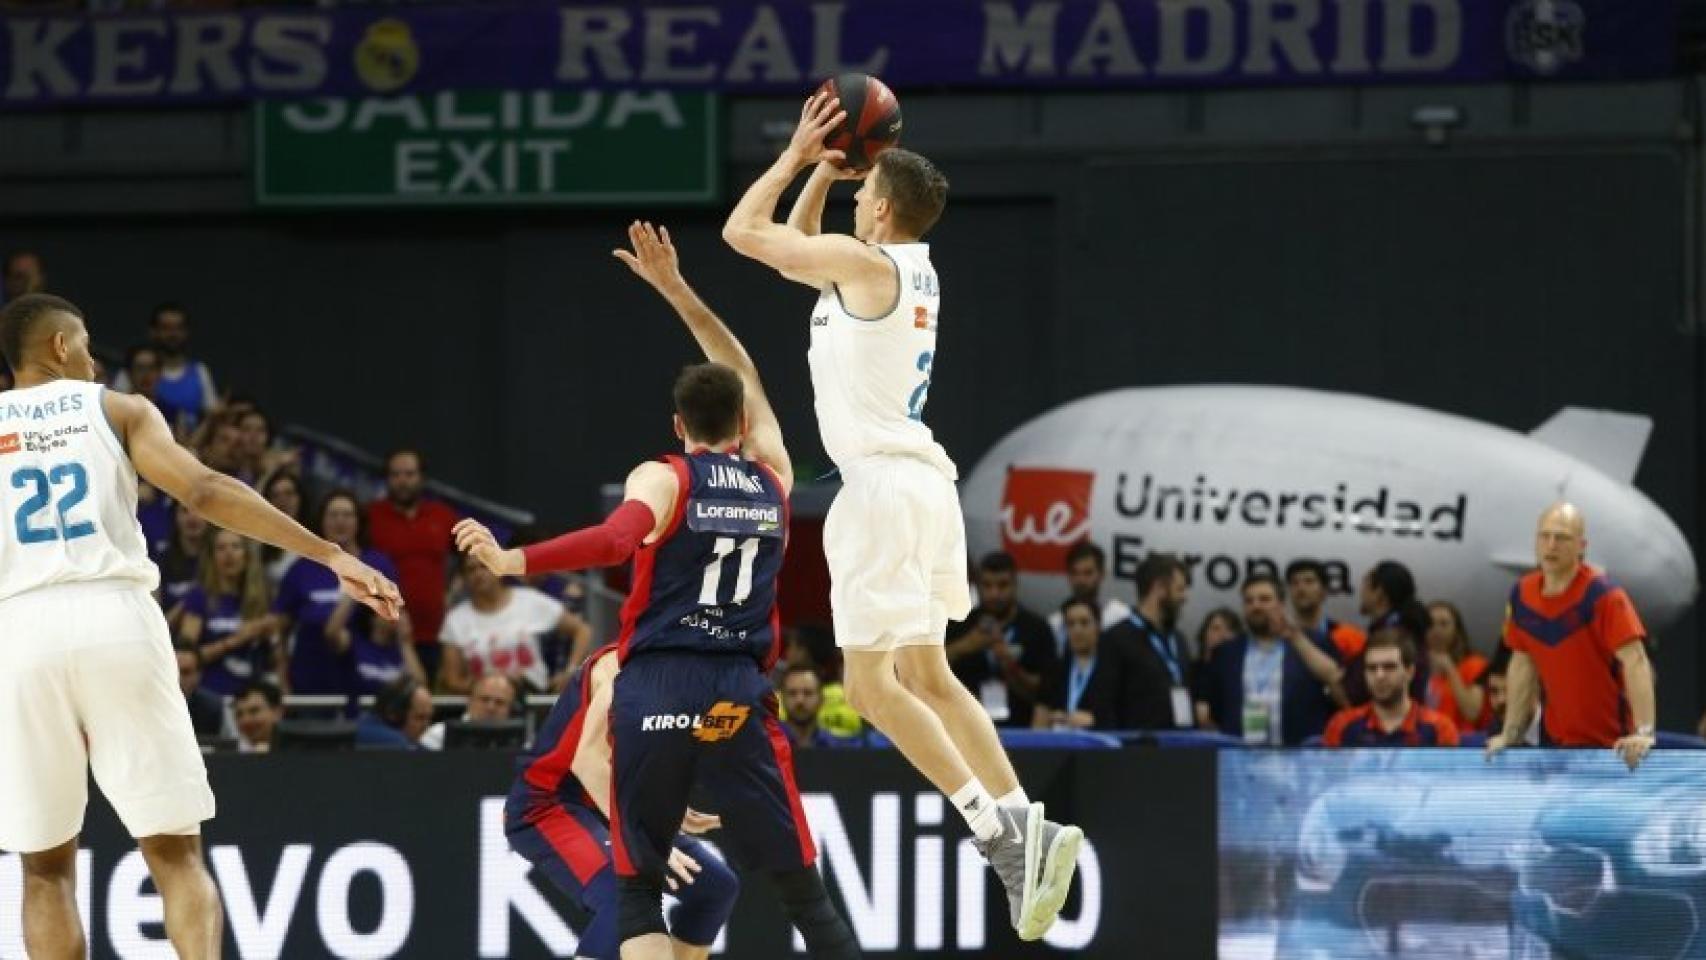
[807, 242, 956, 478]
[0, 381, 155, 604]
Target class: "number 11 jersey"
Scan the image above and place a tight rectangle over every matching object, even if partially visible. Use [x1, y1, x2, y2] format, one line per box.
[0, 380, 155, 604]
[616, 451, 788, 668]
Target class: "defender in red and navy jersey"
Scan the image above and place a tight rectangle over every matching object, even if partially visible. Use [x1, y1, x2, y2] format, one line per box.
[457, 223, 859, 960]
[505, 644, 738, 960]
[616, 451, 787, 666]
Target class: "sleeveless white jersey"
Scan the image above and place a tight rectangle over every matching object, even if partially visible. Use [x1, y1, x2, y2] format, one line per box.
[807, 242, 957, 478]
[0, 380, 156, 603]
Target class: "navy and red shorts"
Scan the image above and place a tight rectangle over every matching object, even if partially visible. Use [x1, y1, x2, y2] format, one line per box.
[504, 787, 737, 958]
[609, 652, 817, 881]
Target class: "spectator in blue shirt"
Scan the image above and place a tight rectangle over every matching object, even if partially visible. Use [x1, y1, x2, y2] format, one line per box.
[179, 528, 280, 696]
[779, 665, 840, 749]
[1196, 574, 1345, 745]
[356, 676, 433, 750]
[275, 489, 422, 697]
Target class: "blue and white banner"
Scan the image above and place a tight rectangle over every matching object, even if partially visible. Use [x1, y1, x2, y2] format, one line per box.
[1220, 750, 1706, 960]
[0, 0, 1679, 109]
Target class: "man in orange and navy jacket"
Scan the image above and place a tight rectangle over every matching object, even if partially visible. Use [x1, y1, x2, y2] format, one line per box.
[1486, 502, 1657, 771]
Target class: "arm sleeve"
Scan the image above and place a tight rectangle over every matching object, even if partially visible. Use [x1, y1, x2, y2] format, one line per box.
[521, 500, 658, 575]
[1596, 589, 1647, 657]
[1501, 607, 1531, 654]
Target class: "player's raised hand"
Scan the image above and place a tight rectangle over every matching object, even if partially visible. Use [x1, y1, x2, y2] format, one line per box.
[785, 91, 846, 168]
[328, 551, 404, 621]
[681, 807, 722, 835]
[612, 220, 685, 294]
[664, 846, 702, 892]
[453, 518, 525, 577]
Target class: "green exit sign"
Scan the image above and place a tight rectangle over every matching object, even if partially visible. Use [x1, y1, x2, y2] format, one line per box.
[255, 90, 718, 208]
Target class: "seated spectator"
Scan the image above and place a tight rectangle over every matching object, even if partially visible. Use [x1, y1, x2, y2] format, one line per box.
[123, 343, 163, 408]
[156, 504, 208, 621]
[945, 551, 1058, 727]
[1346, 560, 1431, 705]
[175, 641, 226, 738]
[356, 676, 434, 750]
[1096, 553, 1194, 730]
[2, 249, 45, 302]
[1286, 558, 1366, 661]
[275, 490, 422, 696]
[778, 665, 842, 748]
[418, 673, 520, 751]
[1045, 541, 1134, 658]
[1197, 574, 1344, 746]
[197, 411, 246, 476]
[1485, 655, 1509, 732]
[1324, 632, 1459, 747]
[1194, 607, 1242, 667]
[233, 681, 285, 754]
[260, 469, 308, 588]
[439, 550, 588, 695]
[1034, 598, 1111, 731]
[237, 405, 298, 486]
[179, 528, 280, 696]
[1424, 600, 1490, 731]
[368, 448, 460, 681]
[512, 525, 604, 678]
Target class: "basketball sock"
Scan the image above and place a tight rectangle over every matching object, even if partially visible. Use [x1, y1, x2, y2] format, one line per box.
[950, 779, 1003, 841]
[997, 787, 1030, 811]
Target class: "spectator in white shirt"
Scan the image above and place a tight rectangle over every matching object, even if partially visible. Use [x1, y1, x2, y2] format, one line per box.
[419, 673, 521, 751]
[439, 551, 591, 694]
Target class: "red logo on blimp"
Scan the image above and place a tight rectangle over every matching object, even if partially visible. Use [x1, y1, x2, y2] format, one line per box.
[0, 433, 18, 456]
[1001, 468, 1094, 572]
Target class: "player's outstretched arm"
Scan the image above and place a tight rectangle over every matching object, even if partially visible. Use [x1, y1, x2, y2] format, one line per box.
[723, 92, 891, 292]
[110, 391, 402, 620]
[454, 461, 679, 577]
[614, 220, 793, 493]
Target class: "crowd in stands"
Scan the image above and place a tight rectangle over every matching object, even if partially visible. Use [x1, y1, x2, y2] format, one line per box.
[0, 249, 1669, 762]
[940, 509, 1659, 766]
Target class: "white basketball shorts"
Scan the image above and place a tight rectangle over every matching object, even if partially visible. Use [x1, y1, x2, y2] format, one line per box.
[825, 454, 973, 650]
[0, 582, 215, 853]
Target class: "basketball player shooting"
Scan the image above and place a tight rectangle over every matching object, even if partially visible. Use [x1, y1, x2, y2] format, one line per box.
[0, 294, 401, 959]
[454, 223, 861, 960]
[722, 89, 1084, 941]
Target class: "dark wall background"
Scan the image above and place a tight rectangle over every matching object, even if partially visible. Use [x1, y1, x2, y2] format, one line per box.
[9, 100, 1702, 727]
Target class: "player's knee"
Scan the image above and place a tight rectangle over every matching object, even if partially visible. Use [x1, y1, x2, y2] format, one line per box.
[841, 663, 895, 719]
[670, 857, 739, 944]
[616, 874, 668, 943]
[898, 658, 959, 705]
[20, 840, 77, 881]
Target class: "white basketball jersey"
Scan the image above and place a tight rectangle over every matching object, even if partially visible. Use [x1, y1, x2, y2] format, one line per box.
[807, 242, 956, 477]
[0, 381, 156, 603]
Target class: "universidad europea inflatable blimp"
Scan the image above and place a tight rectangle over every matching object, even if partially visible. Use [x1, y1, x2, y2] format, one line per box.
[959, 386, 1699, 645]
